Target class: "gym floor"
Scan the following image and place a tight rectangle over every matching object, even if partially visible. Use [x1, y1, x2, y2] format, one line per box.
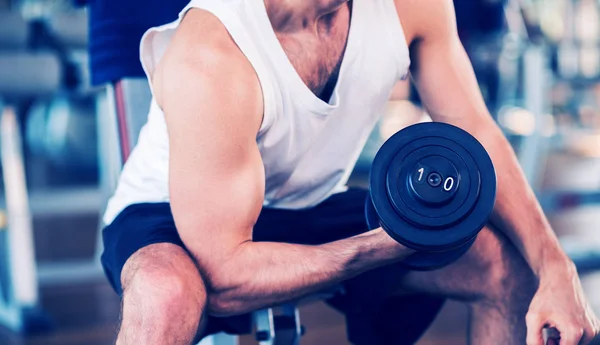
[2, 205, 600, 345]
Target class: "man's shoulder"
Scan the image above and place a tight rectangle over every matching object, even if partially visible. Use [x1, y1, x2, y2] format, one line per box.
[393, 0, 457, 43]
[169, 9, 245, 65]
[153, 8, 257, 106]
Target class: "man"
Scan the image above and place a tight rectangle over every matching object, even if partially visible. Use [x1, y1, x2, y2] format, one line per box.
[101, 1, 600, 345]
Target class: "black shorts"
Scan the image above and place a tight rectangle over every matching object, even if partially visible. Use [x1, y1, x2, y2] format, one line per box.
[101, 188, 444, 345]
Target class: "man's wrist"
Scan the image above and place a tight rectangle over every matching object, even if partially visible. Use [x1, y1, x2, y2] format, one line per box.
[536, 245, 576, 281]
[370, 228, 416, 261]
[514, 216, 574, 279]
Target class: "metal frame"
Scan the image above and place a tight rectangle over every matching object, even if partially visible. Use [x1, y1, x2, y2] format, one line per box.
[517, 45, 552, 190]
[0, 105, 51, 332]
[17, 186, 105, 286]
[255, 304, 302, 345]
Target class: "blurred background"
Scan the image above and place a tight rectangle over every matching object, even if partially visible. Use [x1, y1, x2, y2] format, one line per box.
[1, 0, 600, 344]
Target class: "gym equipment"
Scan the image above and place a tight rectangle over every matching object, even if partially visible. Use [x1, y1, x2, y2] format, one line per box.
[255, 305, 303, 345]
[365, 122, 497, 270]
[0, 107, 52, 332]
[501, 1, 600, 273]
[46, 12, 88, 50]
[0, 54, 61, 100]
[26, 95, 98, 170]
[0, 12, 29, 50]
[0, 10, 62, 333]
[0, 9, 102, 332]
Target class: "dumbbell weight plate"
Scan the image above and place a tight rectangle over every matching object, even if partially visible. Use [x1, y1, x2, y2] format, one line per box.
[386, 142, 480, 229]
[366, 122, 496, 270]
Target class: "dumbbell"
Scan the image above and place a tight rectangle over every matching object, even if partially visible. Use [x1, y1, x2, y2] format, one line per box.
[365, 122, 497, 270]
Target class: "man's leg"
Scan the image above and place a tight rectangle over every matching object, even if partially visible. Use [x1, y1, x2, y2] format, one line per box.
[400, 226, 538, 344]
[117, 243, 207, 345]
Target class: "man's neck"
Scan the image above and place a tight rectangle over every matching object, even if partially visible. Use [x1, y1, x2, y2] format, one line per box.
[264, 0, 350, 33]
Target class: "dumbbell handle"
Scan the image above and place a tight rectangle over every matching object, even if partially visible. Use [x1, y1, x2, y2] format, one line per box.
[544, 327, 560, 345]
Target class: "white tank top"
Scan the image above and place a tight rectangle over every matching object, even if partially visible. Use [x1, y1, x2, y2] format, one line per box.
[103, 0, 410, 225]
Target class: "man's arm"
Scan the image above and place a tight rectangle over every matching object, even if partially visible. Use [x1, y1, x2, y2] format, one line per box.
[394, 2, 598, 344]
[395, 0, 567, 277]
[154, 10, 412, 317]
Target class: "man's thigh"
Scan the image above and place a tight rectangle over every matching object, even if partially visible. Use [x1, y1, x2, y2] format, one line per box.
[327, 264, 445, 345]
[400, 225, 535, 301]
[328, 224, 535, 345]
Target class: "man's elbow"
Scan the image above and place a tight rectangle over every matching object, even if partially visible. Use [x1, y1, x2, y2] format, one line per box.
[186, 240, 257, 316]
[203, 267, 251, 317]
[206, 290, 248, 317]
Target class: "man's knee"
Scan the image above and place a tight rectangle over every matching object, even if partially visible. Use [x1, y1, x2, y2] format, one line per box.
[116, 244, 208, 345]
[121, 244, 208, 320]
[126, 264, 207, 309]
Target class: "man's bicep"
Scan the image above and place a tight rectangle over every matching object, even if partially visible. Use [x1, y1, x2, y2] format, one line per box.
[168, 110, 265, 248]
[168, 128, 265, 259]
[158, 39, 265, 262]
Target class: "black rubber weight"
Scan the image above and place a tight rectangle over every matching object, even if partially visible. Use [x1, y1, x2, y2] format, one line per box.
[365, 122, 496, 270]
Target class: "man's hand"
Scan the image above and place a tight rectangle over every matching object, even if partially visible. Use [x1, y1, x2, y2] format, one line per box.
[526, 265, 599, 345]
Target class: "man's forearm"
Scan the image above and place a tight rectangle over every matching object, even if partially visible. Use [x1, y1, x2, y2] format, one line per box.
[472, 121, 572, 276]
[201, 228, 411, 316]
